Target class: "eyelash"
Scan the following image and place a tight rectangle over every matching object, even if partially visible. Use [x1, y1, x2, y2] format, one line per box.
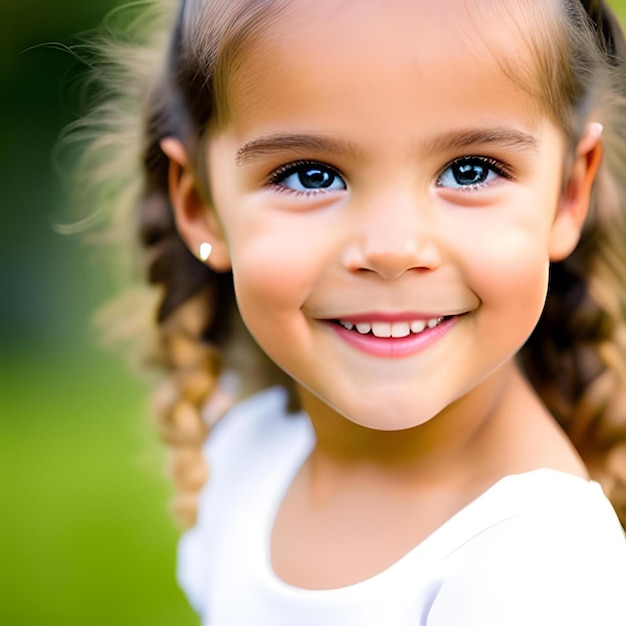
[266, 155, 514, 196]
[267, 160, 346, 196]
[436, 155, 514, 190]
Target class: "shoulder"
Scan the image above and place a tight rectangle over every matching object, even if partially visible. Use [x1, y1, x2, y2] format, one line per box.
[428, 470, 626, 625]
[177, 386, 313, 615]
[204, 385, 312, 470]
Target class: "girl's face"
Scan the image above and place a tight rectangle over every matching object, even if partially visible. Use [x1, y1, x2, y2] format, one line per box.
[182, 0, 598, 431]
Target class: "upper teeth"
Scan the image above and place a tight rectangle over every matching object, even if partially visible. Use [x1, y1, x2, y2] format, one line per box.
[340, 318, 444, 337]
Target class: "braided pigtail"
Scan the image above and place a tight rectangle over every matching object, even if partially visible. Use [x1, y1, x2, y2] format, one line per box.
[69, 0, 286, 527]
[137, 14, 280, 526]
[521, 0, 626, 526]
[141, 77, 247, 526]
[142, 2, 299, 526]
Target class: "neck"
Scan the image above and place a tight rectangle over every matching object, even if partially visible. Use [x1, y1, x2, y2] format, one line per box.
[296, 361, 568, 490]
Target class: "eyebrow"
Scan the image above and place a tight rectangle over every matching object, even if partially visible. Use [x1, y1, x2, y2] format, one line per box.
[235, 133, 362, 166]
[234, 127, 540, 167]
[422, 128, 540, 155]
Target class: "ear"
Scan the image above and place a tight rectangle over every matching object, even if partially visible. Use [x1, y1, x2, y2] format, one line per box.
[549, 123, 603, 261]
[160, 137, 231, 272]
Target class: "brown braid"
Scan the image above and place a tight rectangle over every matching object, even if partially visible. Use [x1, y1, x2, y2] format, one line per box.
[65, 0, 282, 527]
[137, 3, 290, 525]
[521, 0, 626, 526]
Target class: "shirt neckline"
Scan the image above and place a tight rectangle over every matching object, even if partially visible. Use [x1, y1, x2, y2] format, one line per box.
[261, 452, 596, 598]
[243, 388, 598, 599]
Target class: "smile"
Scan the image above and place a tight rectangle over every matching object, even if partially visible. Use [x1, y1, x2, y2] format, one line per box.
[328, 315, 458, 358]
[337, 317, 445, 338]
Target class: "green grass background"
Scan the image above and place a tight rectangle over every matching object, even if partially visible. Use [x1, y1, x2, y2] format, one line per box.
[1, 2, 197, 624]
[2, 2, 626, 624]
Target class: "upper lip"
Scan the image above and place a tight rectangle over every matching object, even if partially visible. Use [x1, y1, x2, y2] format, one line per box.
[328, 311, 461, 323]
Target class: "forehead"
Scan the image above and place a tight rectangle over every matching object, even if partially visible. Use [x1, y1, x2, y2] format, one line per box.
[220, 0, 559, 137]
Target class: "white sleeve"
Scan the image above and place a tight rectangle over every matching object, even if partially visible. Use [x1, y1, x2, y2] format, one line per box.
[175, 395, 244, 617]
[176, 386, 296, 617]
[427, 506, 626, 626]
[177, 525, 210, 615]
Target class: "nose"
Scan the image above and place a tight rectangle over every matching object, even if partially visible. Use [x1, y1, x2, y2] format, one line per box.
[342, 195, 442, 280]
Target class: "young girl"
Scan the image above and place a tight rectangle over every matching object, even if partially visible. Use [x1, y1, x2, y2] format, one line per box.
[80, 0, 626, 622]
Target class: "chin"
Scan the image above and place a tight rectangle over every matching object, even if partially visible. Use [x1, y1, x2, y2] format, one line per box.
[333, 395, 440, 432]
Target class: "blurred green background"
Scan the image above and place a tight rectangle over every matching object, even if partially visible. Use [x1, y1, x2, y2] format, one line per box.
[1, 1, 196, 624]
[2, 1, 626, 625]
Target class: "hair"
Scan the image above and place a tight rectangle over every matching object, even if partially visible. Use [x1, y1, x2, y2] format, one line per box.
[71, 0, 626, 528]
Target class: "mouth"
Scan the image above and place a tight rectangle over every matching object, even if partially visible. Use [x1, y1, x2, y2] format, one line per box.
[326, 314, 459, 358]
[333, 316, 447, 338]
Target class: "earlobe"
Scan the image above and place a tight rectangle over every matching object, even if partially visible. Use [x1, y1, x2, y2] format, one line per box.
[549, 123, 603, 261]
[160, 137, 232, 272]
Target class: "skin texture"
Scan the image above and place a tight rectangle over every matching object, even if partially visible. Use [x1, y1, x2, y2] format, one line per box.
[164, 0, 602, 589]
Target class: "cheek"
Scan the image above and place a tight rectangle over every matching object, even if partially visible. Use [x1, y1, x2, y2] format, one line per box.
[461, 222, 552, 338]
[224, 213, 326, 335]
[479, 246, 549, 320]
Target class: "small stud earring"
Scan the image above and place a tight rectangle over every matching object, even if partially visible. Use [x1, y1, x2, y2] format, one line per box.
[198, 242, 213, 262]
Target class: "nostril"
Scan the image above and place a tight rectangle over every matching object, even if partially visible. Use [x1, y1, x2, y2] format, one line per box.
[341, 229, 442, 278]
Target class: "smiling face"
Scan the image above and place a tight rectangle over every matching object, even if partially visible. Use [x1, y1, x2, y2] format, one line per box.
[172, 0, 600, 432]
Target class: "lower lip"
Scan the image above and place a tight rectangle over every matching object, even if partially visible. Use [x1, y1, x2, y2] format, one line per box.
[328, 316, 458, 358]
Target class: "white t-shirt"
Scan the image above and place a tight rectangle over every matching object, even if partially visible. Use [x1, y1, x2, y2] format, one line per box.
[178, 386, 626, 625]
